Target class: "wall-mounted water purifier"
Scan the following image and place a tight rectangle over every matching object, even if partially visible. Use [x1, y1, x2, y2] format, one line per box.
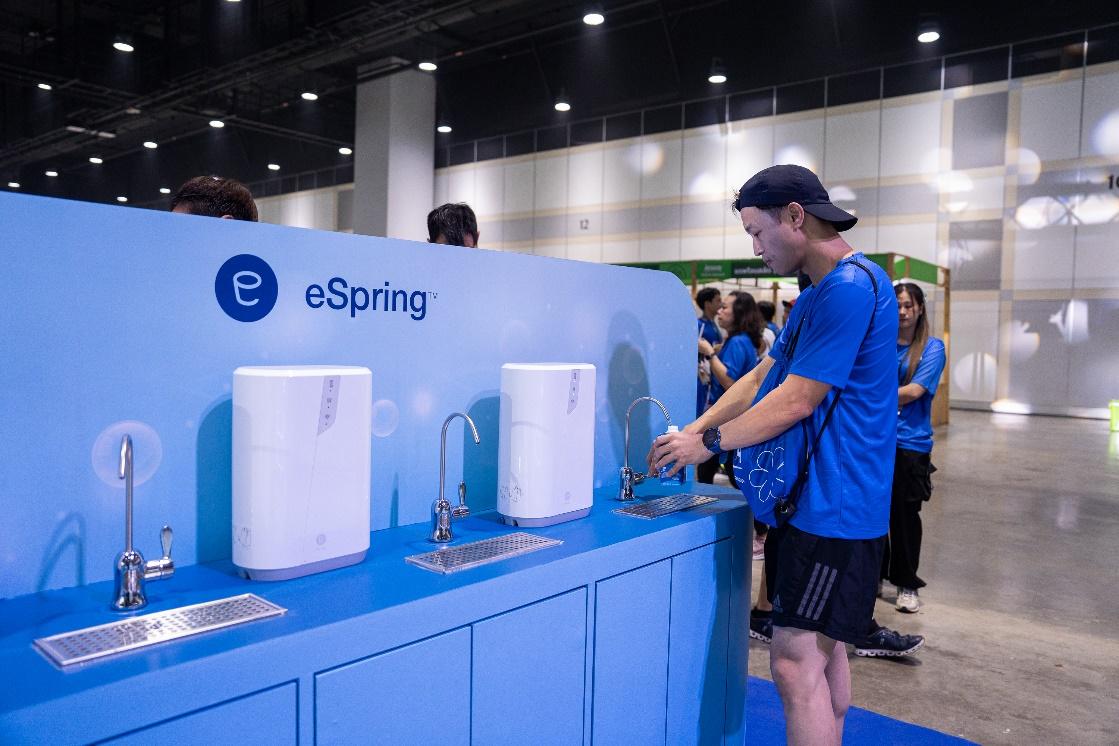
[232, 365, 372, 580]
[498, 363, 596, 527]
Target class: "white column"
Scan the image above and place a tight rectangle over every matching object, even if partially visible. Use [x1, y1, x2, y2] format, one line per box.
[353, 69, 435, 240]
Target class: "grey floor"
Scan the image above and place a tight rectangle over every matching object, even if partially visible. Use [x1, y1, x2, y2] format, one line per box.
[740, 410, 1119, 745]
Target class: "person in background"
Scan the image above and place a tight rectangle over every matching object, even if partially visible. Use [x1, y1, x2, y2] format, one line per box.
[170, 176, 258, 221]
[882, 282, 946, 614]
[695, 288, 723, 427]
[427, 202, 480, 247]
[758, 299, 780, 338]
[696, 292, 766, 485]
[735, 291, 776, 358]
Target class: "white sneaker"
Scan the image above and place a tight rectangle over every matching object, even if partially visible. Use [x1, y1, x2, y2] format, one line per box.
[896, 588, 922, 613]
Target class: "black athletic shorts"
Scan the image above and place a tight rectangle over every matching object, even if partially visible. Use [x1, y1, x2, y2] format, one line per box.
[763, 523, 886, 645]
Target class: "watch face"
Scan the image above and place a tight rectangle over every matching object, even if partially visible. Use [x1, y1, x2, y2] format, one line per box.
[703, 427, 719, 450]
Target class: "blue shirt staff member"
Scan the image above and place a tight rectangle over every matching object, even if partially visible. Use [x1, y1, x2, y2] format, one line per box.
[650, 164, 897, 746]
[884, 282, 946, 613]
[695, 288, 722, 419]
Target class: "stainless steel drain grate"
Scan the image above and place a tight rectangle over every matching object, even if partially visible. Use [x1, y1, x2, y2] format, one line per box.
[614, 493, 719, 519]
[34, 593, 287, 667]
[406, 532, 563, 574]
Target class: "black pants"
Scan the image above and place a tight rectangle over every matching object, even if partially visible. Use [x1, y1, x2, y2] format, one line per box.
[881, 448, 934, 590]
[696, 451, 737, 488]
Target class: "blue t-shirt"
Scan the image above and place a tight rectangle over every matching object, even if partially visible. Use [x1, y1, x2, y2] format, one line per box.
[896, 337, 946, 453]
[696, 317, 721, 416]
[709, 333, 758, 405]
[768, 253, 898, 540]
[767, 321, 780, 338]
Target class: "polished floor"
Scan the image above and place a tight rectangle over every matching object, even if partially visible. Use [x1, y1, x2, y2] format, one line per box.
[740, 410, 1119, 745]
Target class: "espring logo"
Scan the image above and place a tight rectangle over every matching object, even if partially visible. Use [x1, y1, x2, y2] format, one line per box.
[215, 254, 433, 323]
[215, 254, 278, 322]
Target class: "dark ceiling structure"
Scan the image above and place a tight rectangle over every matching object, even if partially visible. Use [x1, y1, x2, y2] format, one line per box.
[2, 0, 1118, 208]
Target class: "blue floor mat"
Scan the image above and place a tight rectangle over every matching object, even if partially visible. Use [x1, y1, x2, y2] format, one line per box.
[746, 676, 976, 745]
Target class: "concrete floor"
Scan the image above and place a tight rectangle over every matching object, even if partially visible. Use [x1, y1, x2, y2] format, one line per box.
[740, 410, 1119, 745]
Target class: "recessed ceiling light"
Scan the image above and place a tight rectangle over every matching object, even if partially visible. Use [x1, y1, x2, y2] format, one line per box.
[267, 163, 281, 171]
[143, 140, 158, 149]
[554, 101, 571, 112]
[708, 73, 727, 84]
[917, 16, 940, 44]
[209, 119, 225, 128]
[159, 187, 171, 194]
[338, 146, 353, 155]
[112, 41, 134, 53]
[917, 30, 940, 43]
[583, 12, 604, 25]
[116, 196, 128, 203]
[436, 124, 452, 134]
[7, 182, 20, 189]
[37, 82, 52, 91]
[126, 106, 141, 115]
[418, 61, 437, 72]
[708, 57, 727, 84]
[45, 170, 58, 177]
[301, 91, 318, 101]
[89, 156, 103, 164]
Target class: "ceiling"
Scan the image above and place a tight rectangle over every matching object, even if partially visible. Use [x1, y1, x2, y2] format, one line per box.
[2, 0, 1118, 207]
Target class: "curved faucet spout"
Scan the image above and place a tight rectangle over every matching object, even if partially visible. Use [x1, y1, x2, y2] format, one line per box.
[119, 434, 133, 553]
[623, 396, 672, 471]
[439, 412, 481, 507]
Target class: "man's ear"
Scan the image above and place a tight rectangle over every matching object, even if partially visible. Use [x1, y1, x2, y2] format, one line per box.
[472, 229, 480, 247]
[221, 214, 235, 220]
[786, 202, 805, 228]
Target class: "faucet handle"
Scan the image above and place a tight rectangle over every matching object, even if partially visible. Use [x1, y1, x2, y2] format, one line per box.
[144, 525, 175, 581]
[452, 481, 470, 518]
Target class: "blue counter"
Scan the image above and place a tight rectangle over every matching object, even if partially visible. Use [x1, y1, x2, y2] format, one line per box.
[0, 484, 751, 745]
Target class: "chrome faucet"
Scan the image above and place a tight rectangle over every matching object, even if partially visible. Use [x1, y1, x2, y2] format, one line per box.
[112, 434, 174, 611]
[617, 396, 673, 501]
[430, 412, 481, 543]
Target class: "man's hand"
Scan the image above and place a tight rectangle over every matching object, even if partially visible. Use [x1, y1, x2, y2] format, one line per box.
[647, 429, 713, 478]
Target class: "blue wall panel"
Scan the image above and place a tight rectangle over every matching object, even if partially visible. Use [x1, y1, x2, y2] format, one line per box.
[472, 588, 587, 745]
[667, 540, 732, 746]
[591, 560, 671, 745]
[103, 682, 296, 744]
[315, 627, 471, 745]
[0, 193, 695, 599]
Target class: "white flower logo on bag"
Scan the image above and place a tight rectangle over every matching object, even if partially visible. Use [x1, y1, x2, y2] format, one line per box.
[748, 447, 785, 503]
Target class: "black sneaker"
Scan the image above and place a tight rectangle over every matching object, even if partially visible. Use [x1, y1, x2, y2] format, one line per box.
[749, 611, 773, 644]
[854, 626, 924, 658]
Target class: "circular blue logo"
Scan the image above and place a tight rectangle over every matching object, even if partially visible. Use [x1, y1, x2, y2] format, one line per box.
[214, 254, 278, 322]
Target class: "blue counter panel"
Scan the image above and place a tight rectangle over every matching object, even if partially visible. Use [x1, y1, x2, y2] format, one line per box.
[591, 560, 672, 744]
[667, 540, 732, 746]
[0, 483, 749, 744]
[102, 681, 297, 745]
[472, 589, 587, 745]
[315, 627, 471, 745]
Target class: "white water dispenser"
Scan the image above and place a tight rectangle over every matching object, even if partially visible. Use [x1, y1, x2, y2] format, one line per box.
[498, 363, 596, 527]
[232, 365, 372, 580]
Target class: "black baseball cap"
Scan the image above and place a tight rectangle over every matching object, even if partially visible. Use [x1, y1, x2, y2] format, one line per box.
[734, 164, 857, 231]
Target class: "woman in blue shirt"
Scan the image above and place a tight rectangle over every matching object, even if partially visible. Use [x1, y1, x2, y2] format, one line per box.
[696, 292, 765, 484]
[883, 282, 946, 613]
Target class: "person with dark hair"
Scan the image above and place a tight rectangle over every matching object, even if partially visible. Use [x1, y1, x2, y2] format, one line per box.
[695, 287, 722, 423]
[758, 299, 780, 338]
[880, 281, 945, 614]
[650, 164, 898, 745]
[170, 176, 258, 221]
[696, 291, 766, 484]
[427, 203, 479, 247]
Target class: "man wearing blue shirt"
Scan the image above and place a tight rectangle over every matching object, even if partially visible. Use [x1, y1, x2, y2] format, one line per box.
[651, 164, 898, 746]
[695, 288, 722, 418]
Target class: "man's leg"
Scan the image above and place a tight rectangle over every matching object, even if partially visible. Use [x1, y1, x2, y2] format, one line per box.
[770, 626, 842, 746]
[824, 634, 851, 737]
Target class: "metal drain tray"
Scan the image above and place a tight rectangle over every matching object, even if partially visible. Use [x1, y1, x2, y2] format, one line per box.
[406, 532, 562, 574]
[34, 593, 287, 667]
[614, 493, 719, 519]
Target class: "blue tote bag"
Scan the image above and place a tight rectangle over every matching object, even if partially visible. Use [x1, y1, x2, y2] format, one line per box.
[732, 259, 878, 527]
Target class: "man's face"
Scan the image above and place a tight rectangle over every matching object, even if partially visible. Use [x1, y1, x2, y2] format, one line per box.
[434, 232, 477, 248]
[740, 206, 799, 275]
[703, 294, 721, 318]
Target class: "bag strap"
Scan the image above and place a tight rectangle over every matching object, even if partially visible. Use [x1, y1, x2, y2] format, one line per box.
[776, 257, 879, 523]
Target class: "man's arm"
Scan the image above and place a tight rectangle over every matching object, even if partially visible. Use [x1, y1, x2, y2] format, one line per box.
[689, 356, 773, 432]
[651, 372, 831, 477]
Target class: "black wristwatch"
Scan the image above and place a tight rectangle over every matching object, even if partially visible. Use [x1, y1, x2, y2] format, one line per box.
[702, 426, 723, 455]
